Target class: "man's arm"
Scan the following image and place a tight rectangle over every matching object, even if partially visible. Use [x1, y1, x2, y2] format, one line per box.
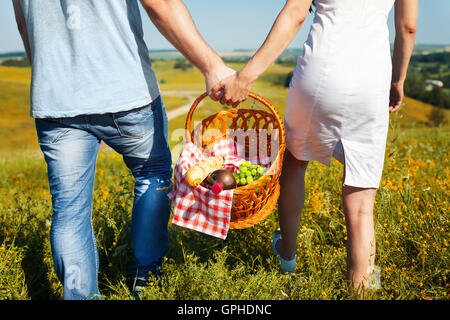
[140, 0, 234, 94]
[12, 0, 32, 65]
[390, 0, 418, 112]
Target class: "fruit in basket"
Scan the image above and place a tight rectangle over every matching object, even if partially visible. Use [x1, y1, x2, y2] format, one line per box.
[236, 161, 267, 186]
[211, 182, 224, 194]
[207, 169, 237, 190]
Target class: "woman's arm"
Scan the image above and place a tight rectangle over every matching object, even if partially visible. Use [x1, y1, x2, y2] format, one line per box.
[12, 0, 32, 65]
[140, 0, 235, 93]
[211, 0, 313, 106]
[389, 0, 418, 112]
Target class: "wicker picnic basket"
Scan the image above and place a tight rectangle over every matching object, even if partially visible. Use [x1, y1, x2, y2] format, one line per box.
[185, 92, 286, 229]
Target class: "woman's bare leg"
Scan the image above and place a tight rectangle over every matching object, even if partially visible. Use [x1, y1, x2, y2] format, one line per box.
[342, 185, 377, 294]
[277, 150, 309, 261]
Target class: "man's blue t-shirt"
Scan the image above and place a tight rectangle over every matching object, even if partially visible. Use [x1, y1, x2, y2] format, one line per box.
[20, 0, 160, 118]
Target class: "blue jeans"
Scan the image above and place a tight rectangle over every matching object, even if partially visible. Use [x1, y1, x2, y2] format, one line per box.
[35, 96, 172, 300]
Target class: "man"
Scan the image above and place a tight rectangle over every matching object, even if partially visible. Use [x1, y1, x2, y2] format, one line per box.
[13, 0, 234, 299]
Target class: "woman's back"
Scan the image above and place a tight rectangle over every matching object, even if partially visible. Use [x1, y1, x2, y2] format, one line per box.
[286, 0, 398, 187]
[295, 0, 396, 95]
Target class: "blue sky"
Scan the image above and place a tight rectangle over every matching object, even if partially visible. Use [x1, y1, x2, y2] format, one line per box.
[0, 0, 449, 54]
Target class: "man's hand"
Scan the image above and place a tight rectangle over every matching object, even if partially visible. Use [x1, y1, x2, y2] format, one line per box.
[389, 82, 404, 113]
[205, 65, 236, 101]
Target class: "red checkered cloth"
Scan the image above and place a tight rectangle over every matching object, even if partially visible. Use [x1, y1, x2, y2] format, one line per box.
[168, 139, 244, 239]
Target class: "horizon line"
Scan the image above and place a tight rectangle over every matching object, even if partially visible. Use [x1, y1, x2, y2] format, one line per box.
[1, 43, 449, 56]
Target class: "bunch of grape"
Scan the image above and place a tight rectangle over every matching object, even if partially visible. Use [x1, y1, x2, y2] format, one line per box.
[233, 160, 266, 186]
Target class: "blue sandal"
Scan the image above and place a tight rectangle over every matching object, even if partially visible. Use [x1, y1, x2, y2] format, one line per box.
[272, 229, 297, 274]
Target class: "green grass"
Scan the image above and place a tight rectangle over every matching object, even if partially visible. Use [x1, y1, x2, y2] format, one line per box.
[0, 62, 449, 300]
[162, 96, 190, 111]
[1, 128, 448, 300]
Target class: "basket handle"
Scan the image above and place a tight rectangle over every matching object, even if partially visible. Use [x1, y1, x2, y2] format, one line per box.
[185, 91, 285, 146]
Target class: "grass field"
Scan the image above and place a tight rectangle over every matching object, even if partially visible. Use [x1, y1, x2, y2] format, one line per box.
[0, 63, 448, 300]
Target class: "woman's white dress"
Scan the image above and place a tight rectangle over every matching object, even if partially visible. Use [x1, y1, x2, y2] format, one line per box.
[285, 0, 395, 188]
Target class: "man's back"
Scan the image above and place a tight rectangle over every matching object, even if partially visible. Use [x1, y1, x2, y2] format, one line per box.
[20, 0, 159, 118]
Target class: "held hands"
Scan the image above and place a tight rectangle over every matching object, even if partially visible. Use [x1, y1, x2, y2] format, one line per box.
[209, 71, 255, 108]
[389, 82, 404, 113]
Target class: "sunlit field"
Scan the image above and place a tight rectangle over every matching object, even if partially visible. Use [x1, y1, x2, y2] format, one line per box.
[0, 62, 448, 300]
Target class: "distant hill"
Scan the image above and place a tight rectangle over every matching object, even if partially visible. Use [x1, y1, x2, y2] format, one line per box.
[0, 56, 30, 67]
[395, 96, 449, 127]
[411, 44, 450, 55]
[0, 51, 26, 59]
[149, 50, 184, 60]
[149, 49, 258, 61]
[1, 44, 449, 62]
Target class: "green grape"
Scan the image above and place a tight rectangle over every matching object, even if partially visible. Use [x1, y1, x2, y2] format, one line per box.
[251, 169, 257, 176]
[240, 166, 248, 173]
[247, 176, 254, 183]
[240, 172, 246, 179]
[240, 177, 247, 185]
[236, 178, 240, 185]
[258, 166, 265, 174]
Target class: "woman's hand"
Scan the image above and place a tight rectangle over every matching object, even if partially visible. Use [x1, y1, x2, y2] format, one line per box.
[210, 71, 255, 107]
[389, 82, 404, 113]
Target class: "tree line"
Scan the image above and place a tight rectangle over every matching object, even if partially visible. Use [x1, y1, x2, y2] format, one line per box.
[405, 51, 450, 110]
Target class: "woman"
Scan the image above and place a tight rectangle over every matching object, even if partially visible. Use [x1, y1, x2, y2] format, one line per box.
[210, 0, 418, 292]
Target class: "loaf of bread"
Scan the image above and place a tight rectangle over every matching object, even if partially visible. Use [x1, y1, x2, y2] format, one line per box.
[185, 156, 224, 187]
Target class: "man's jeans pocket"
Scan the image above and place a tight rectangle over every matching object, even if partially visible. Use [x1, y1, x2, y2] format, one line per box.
[112, 103, 155, 139]
[35, 118, 71, 144]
